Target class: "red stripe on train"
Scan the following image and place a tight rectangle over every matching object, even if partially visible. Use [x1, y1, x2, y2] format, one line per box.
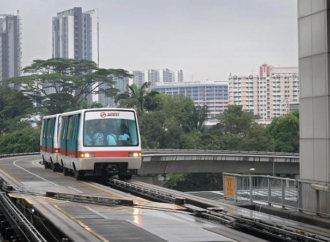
[40, 146, 60, 153]
[40, 146, 141, 158]
[77, 151, 141, 158]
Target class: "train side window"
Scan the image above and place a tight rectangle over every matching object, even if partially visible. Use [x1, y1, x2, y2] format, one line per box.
[50, 118, 56, 139]
[67, 116, 74, 140]
[72, 114, 80, 140]
[57, 116, 62, 141]
[42, 120, 47, 138]
[47, 119, 52, 138]
[61, 117, 67, 140]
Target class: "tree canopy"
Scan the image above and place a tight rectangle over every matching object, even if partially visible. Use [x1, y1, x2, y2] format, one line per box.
[0, 86, 34, 134]
[267, 111, 299, 153]
[0, 128, 40, 154]
[4, 58, 132, 114]
[115, 82, 159, 115]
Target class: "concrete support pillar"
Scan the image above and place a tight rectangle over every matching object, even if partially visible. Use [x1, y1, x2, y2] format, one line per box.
[298, 0, 330, 182]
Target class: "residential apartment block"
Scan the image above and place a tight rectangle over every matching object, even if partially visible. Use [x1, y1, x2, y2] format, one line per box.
[0, 12, 21, 83]
[132, 69, 183, 89]
[52, 7, 98, 63]
[154, 81, 228, 117]
[99, 76, 130, 107]
[228, 64, 299, 119]
[52, 8, 102, 103]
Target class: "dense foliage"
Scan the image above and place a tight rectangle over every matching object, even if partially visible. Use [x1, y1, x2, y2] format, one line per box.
[4, 58, 131, 115]
[0, 86, 34, 134]
[267, 111, 299, 153]
[0, 128, 40, 154]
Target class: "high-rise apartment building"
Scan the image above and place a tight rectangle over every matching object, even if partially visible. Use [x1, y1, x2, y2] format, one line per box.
[132, 71, 145, 88]
[0, 12, 21, 83]
[132, 69, 184, 88]
[52, 7, 98, 63]
[154, 81, 228, 117]
[52, 8, 100, 102]
[99, 77, 130, 107]
[228, 64, 299, 119]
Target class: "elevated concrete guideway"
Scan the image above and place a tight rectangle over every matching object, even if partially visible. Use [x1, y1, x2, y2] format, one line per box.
[139, 149, 299, 175]
[0, 150, 299, 175]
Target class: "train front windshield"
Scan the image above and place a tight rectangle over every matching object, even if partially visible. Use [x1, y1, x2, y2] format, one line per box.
[84, 111, 139, 147]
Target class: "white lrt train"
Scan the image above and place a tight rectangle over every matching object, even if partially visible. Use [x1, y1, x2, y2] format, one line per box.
[40, 108, 142, 180]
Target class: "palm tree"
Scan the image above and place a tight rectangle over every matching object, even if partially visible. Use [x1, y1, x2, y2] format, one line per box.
[115, 82, 159, 114]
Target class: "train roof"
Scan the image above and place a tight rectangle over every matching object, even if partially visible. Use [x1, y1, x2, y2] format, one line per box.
[43, 108, 137, 119]
[42, 113, 61, 120]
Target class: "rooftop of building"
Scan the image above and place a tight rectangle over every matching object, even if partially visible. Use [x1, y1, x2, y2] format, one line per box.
[228, 64, 299, 79]
[155, 80, 228, 88]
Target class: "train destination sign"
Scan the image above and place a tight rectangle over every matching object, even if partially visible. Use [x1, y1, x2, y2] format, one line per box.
[85, 110, 135, 120]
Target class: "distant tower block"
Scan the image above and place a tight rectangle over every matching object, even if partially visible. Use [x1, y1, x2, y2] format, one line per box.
[0, 13, 22, 84]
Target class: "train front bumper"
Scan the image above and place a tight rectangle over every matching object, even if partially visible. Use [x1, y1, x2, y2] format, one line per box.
[78, 157, 142, 170]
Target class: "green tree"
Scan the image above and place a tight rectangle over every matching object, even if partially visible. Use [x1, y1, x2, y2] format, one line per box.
[79, 99, 104, 109]
[267, 111, 299, 153]
[155, 94, 195, 133]
[203, 105, 271, 151]
[165, 173, 223, 192]
[115, 82, 159, 115]
[181, 129, 203, 149]
[220, 105, 252, 136]
[0, 86, 34, 134]
[0, 128, 41, 154]
[4, 58, 131, 114]
[200, 133, 222, 150]
[139, 111, 166, 148]
[189, 105, 209, 132]
[241, 122, 271, 151]
[138, 94, 195, 148]
[161, 117, 185, 148]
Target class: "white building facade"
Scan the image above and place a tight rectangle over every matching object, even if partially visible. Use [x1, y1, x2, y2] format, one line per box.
[154, 81, 228, 117]
[228, 64, 299, 119]
[132, 69, 183, 89]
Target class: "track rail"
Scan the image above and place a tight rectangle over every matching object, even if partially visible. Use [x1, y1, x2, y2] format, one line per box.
[108, 178, 330, 242]
[0, 192, 47, 242]
[45, 191, 134, 206]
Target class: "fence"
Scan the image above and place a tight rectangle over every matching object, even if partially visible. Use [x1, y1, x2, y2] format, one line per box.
[223, 173, 330, 217]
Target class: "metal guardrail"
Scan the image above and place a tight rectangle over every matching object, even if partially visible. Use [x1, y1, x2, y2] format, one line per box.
[223, 173, 330, 217]
[109, 178, 185, 205]
[0, 152, 40, 158]
[0, 192, 47, 242]
[111, 179, 328, 242]
[143, 149, 300, 156]
[1, 150, 299, 156]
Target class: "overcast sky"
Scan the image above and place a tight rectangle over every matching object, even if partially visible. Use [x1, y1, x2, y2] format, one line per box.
[2, 0, 298, 81]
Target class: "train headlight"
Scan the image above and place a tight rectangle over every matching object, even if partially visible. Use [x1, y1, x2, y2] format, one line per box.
[55, 149, 58, 153]
[128, 152, 142, 157]
[80, 153, 95, 158]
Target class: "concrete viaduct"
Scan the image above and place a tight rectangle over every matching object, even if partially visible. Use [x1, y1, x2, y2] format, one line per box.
[138, 149, 299, 175]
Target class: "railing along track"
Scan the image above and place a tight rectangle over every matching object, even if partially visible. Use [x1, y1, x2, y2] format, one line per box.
[0, 192, 47, 242]
[108, 178, 330, 242]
